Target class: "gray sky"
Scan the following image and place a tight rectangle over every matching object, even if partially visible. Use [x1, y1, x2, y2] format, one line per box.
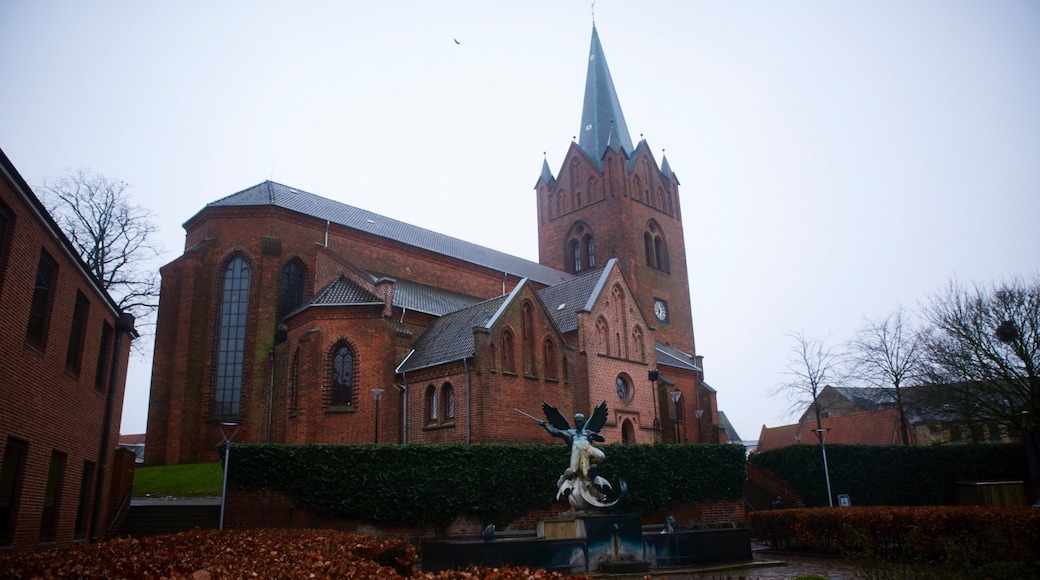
[2, 1, 1038, 443]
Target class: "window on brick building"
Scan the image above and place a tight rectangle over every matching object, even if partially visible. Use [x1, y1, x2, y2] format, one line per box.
[633, 325, 646, 362]
[596, 317, 610, 356]
[39, 451, 66, 543]
[215, 256, 250, 415]
[425, 384, 438, 423]
[643, 222, 670, 272]
[622, 419, 635, 443]
[331, 343, 354, 407]
[442, 383, 455, 421]
[544, 338, 557, 380]
[502, 330, 516, 373]
[74, 461, 94, 539]
[565, 224, 596, 274]
[522, 302, 535, 375]
[0, 200, 12, 287]
[278, 258, 306, 321]
[65, 291, 90, 375]
[0, 438, 28, 546]
[26, 251, 58, 350]
[94, 321, 113, 393]
[288, 349, 300, 415]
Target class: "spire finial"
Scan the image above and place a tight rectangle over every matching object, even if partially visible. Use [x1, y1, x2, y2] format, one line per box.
[591, 0, 596, 25]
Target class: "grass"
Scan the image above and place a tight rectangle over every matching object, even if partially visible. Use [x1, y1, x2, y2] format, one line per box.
[132, 462, 223, 497]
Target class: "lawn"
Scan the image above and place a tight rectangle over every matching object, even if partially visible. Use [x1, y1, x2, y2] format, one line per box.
[132, 462, 223, 497]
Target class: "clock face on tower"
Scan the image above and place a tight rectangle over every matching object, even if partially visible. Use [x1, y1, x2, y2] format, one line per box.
[653, 298, 669, 323]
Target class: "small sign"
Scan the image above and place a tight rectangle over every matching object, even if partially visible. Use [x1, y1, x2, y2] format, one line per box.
[838, 494, 851, 507]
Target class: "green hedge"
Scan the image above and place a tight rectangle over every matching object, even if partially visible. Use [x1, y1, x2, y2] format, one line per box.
[750, 443, 1028, 506]
[227, 443, 746, 527]
[749, 506, 1040, 567]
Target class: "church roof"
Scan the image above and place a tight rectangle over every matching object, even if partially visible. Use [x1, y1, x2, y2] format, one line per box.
[398, 294, 509, 373]
[197, 181, 574, 287]
[537, 260, 614, 333]
[656, 342, 701, 372]
[299, 272, 483, 318]
[309, 275, 381, 306]
[578, 25, 634, 165]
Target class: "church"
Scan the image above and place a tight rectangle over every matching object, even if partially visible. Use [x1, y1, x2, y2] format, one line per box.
[145, 26, 726, 466]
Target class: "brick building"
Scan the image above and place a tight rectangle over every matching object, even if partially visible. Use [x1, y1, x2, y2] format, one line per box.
[146, 26, 725, 466]
[0, 147, 137, 552]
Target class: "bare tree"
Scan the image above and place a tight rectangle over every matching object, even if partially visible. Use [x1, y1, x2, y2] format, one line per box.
[772, 331, 844, 441]
[847, 307, 928, 445]
[38, 169, 162, 337]
[924, 276, 1040, 498]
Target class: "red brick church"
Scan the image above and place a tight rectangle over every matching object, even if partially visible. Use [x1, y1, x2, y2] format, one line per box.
[145, 26, 725, 466]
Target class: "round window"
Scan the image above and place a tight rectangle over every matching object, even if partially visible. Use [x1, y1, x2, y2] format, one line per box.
[615, 376, 629, 400]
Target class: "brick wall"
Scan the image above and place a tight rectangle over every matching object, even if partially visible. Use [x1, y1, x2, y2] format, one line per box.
[0, 152, 134, 553]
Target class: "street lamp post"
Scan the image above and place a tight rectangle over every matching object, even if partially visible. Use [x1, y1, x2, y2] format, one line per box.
[669, 389, 682, 444]
[812, 427, 834, 507]
[649, 369, 660, 443]
[371, 388, 385, 443]
[218, 421, 241, 530]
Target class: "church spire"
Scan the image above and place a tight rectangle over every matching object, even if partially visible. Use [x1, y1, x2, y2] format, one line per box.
[578, 25, 634, 166]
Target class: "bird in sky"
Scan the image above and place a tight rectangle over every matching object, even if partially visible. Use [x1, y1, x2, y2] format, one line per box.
[454, 38, 461, 45]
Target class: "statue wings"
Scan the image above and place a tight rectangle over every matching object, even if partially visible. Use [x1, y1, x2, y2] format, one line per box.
[541, 401, 572, 431]
[584, 401, 608, 441]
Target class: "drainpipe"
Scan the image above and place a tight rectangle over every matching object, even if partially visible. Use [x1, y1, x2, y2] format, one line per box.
[267, 348, 275, 443]
[90, 312, 135, 543]
[464, 357, 472, 444]
[398, 373, 409, 444]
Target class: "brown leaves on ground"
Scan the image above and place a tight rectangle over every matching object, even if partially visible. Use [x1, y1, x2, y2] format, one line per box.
[0, 529, 590, 580]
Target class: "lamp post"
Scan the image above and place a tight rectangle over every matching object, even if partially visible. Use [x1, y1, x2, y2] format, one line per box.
[371, 388, 385, 443]
[218, 421, 241, 530]
[669, 389, 682, 444]
[812, 427, 834, 507]
[649, 369, 660, 443]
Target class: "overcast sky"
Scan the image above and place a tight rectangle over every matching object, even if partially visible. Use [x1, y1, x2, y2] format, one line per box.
[2, 1, 1038, 443]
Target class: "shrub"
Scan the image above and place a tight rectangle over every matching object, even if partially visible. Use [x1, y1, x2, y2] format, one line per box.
[749, 443, 1027, 506]
[749, 506, 1040, 567]
[226, 443, 746, 527]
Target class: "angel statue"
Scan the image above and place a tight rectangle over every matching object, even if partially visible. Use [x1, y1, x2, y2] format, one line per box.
[528, 401, 626, 511]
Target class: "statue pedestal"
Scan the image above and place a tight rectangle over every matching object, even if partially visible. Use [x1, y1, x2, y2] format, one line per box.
[537, 512, 648, 572]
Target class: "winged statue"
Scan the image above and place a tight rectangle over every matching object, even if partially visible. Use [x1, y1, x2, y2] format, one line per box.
[536, 401, 626, 511]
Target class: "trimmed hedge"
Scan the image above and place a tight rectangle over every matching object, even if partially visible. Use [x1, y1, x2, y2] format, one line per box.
[227, 443, 746, 527]
[749, 506, 1040, 567]
[749, 443, 1028, 506]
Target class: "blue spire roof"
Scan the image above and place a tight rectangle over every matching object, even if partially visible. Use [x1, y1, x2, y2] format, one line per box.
[578, 25, 634, 165]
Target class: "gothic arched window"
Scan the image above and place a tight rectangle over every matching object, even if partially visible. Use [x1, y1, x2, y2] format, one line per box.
[442, 383, 455, 420]
[288, 349, 300, 415]
[544, 338, 557, 380]
[522, 302, 536, 375]
[502, 329, 516, 373]
[279, 258, 306, 320]
[644, 222, 670, 273]
[426, 384, 438, 423]
[215, 255, 250, 416]
[331, 343, 354, 407]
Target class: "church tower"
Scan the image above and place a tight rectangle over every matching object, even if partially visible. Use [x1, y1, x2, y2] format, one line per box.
[536, 25, 696, 355]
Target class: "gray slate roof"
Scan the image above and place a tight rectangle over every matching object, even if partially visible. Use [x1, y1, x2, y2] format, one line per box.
[309, 275, 381, 306]
[398, 295, 509, 373]
[196, 181, 573, 287]
[537, 261, 613, 333]
[300, 272, 483, 319]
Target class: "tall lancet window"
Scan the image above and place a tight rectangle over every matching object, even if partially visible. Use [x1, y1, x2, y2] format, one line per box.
[215, 256, 250, 415]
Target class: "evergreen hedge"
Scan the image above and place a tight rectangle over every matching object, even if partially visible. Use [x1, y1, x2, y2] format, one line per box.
[227, 443, 746, 527]
[749, 443, 1028, 507]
